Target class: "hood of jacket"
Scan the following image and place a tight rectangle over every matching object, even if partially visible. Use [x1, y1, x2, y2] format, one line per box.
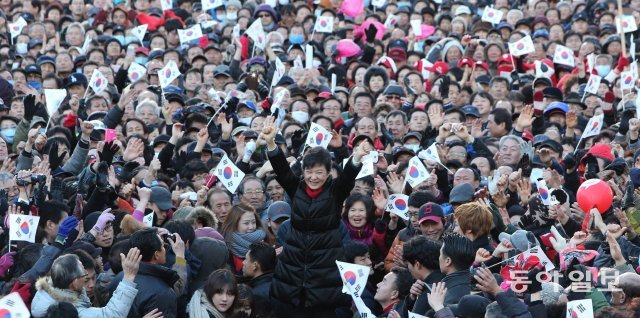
[32, 277, 91, 317]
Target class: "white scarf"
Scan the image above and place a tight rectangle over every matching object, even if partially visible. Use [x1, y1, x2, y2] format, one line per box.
[187, 289, 225, 318]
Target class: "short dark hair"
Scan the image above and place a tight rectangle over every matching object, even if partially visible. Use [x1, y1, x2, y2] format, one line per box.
[45, 302, 79, 318]
[390, 267, 415, 300]
[302, 147, 332, 171]
[344, 193, 376, 225]
[181, 160, 209, 179]
[490, 108, 513, 132]
[129, 228, 162, 262]
[343, 241, 370, 263]
[408, 191, 436, 209]
[37, 200, 69, 243]
[164, 220, 196, 247]
[403, 236, 442, 270]
[248, 242, 276, 272]
[354, 92, 374, 106]
[69, 249, 97, 272]
[108, 239, 131, 274]
[441, 234, 475, 272]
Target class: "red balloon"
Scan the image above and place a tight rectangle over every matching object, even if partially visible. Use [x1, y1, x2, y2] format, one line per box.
[577, 179, 613, 214]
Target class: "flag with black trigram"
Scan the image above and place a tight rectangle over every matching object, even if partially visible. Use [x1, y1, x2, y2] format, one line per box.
[0, 292, 30, 317]
[10, 214, 39, 243]
[214, 154, 245, 194]
[306, 122, 332, 149]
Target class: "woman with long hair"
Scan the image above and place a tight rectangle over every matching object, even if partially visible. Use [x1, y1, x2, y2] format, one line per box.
[220, 203, 272, 273]
[188, 269, 238, 318]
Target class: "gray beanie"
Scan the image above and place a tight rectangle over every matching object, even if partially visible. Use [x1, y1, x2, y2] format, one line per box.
[541, 282, 565, 306]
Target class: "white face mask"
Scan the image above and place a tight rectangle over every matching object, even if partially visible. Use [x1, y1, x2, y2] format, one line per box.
[278, 0, 289, 4]
[291, 111, 309, 124]
[16, 43, 27, 55]
[226, 12, 237, 20]
[237, 117, 252, 126]
[404, 144, 420, 152]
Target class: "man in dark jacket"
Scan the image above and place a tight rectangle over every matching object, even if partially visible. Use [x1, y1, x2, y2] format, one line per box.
[261, 116, 368, 317]
[243, 241, 276, 304]
[402, 236, 445, 315]
[438, 235, 474, 306]
[109, 228, 185, 318]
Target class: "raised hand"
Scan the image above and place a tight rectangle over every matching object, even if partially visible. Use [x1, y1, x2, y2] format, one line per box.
[259, 116, 278, 148]
[428, 105, 444, 128]
[93, 208, 115, 233]
[515, 105, 535, 132]
[372, 188, 387, 211]
[48, 143, 67, 171]
[98, 140, 120, 165]
[427, 282, 448, 311]
[123, 138, 145, 161]
[121, 247, 142, 282]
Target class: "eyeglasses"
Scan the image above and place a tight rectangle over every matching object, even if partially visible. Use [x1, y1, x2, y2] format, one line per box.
[258, 14, 271, 18]
[76, 272, 89, 280]
[386, 95, 402, 100]
[242, 189, 264, 196]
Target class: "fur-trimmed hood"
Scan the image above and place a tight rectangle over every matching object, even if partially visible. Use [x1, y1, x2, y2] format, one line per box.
[31, 277, 90, 317]
[35, 276, 83, 303]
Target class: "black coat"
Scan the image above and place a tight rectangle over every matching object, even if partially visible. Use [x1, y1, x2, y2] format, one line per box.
[109, 262, 179, 318]
[268, 147, 360, 308]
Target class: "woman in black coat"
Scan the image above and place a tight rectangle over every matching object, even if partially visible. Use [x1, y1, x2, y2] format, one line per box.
[260, 116, 371, 317]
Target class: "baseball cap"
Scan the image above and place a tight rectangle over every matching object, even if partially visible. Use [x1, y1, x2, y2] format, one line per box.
[150, 187, 174, 210]
[214, 65, 231, 78]
[37, 55, 56, 67]
[418, 203, 445, 224]
[461, 105, 480, 118]
[267, 201, 292, 222]
[544, 101, 569, 116]
[65, 73, 88, 88]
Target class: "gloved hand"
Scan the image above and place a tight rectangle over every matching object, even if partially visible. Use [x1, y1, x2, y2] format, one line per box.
[57, 216, 79, 238]
[374, 219, 387, 233]
[526, 266, 544, 294]
[601, 91, 615, 112]
[518, 154, 532, 178]
[73, 193, 84, 219]
[562, 152, 577, 172]
[93, 208, 115, 233]
[50, 178, 65, 202]
[616, 55, 631, 72]
[23, 95, 38, 122]
[261, 97, 273, 114]
[95, 161, 109, 189]
[225, 97, 240, 116]
[99, 140, 120, 165]
[48, 143, 67, 171]
[243, 140, 257, 162]
[290, 130, 306, 156]
[623, 181, 636, 210]
[0, 251, 16, 279]
[364, 24, 378, 44]
[533, 90, 545, 111]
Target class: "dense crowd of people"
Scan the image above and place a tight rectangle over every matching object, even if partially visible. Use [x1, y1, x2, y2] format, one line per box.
[1, 0, 640, 317]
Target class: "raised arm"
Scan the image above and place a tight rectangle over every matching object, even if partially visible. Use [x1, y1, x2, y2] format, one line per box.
[262, 116, 299, 198]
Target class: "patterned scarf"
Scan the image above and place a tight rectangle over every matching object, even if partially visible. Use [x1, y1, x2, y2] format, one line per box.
[231, 229, 267, 258]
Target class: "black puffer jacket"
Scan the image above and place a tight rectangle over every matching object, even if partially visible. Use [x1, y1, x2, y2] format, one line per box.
[268, 147, 360, 308]
[109, 262, 180, 318]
